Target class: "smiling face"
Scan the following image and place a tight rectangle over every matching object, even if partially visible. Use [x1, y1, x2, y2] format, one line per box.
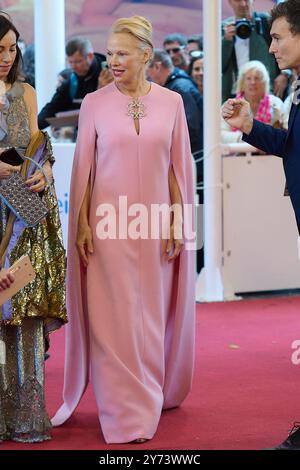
[107, 32, 151, 87]
[191, 58, 203, 92]
[0, 29, 17, 82]
[242, 68, 265, 100]
[269, 16, 300, 73]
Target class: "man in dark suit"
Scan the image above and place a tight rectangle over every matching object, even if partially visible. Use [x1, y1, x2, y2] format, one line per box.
[222, 0, 300, 450]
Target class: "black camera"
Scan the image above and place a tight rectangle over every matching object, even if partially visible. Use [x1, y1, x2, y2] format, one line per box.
[235, 17, 263, 39]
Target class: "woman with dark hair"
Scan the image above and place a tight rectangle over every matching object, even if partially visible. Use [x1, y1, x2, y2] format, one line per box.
[0, 13, 67, 442]
[188, 52, 203, 95]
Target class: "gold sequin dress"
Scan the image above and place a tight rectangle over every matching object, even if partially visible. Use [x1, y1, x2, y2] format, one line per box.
[0, 82, 67, 443]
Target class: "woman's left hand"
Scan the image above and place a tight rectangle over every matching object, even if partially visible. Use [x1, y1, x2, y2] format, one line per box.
[0, 269, 14, 291]
[164, 223, 184, 262]
[25, 170, 47, 192]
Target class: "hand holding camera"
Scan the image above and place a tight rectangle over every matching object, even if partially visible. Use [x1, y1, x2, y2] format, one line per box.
[224, 22, 236, 42]
[98, 61, 114, 89]
[224, 16, 263, 41]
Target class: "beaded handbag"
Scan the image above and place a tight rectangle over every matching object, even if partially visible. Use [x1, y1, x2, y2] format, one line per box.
[0, 153, 51, 227]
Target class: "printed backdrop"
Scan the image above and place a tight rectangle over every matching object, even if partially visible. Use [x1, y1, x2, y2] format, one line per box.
[0, 0, 276, 53]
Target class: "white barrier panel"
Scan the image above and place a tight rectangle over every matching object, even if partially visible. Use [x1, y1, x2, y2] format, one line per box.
[222, 154, 300, 295]
[52, 143, 75, 249]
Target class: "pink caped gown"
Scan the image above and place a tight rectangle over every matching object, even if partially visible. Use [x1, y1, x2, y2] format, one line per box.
[52, 82, 196, 443]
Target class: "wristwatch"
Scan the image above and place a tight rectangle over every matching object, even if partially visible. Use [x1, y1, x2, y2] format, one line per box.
[281, 69, 292, 78]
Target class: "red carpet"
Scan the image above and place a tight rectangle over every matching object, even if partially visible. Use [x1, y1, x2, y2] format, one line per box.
[2, 296, 300, 450]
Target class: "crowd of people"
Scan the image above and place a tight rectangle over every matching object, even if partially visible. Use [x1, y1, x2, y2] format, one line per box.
[221, 0, 295, 145]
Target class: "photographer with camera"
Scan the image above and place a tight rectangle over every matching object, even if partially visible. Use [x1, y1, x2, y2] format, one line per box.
[38, 37, 106, 130]
[222, 0, 290, 102]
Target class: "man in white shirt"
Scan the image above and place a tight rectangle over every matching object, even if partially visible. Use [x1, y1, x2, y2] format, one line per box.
[222, 0, 289, 102]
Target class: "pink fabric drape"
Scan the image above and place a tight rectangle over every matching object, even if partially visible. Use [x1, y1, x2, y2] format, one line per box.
[52, 82, 195, 443]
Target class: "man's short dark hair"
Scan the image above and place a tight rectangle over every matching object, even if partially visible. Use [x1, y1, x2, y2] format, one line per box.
[163, 33, 187, 47]
[66, 37, 93, 57]
[187, 35, 203, 51]
[270, 0, 300, 36]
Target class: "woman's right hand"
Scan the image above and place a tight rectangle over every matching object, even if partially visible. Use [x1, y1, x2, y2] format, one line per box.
[76, 221, 94, 268]
[0, 161, 20, 179]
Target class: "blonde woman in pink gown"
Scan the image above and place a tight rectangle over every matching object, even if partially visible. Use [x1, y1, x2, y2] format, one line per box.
[52, 15, 195, 444]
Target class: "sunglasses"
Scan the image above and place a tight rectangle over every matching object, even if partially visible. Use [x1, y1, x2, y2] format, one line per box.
[165, 46, 185, 54]
[190, 50, 204, 59]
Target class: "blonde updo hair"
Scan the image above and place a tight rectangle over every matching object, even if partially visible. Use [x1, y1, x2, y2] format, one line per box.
[110, 15, 153, 51]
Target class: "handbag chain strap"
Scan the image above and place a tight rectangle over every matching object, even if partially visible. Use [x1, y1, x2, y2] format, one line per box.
[22, 155, 54, 196]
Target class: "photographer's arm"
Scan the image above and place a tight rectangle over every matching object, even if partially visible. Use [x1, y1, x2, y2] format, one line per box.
[98, 69, 114, 89]
[37, 81, 71, 130]
[222, 22, 235, 73]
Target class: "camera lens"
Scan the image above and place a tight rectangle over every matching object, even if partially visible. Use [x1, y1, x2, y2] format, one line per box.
[235, 19, 252, 39]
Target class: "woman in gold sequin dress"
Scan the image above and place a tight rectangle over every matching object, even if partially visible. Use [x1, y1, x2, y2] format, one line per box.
[0, 13, 67, 443]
